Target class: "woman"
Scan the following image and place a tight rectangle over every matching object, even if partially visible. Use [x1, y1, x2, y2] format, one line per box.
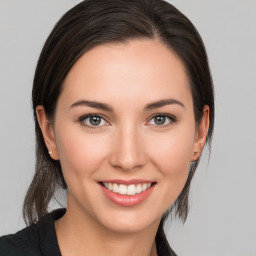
[0, 0, 214, 255]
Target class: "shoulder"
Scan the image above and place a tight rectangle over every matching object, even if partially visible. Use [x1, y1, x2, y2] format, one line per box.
[0, 224, 41, 256]
[0, 208, 65, 256]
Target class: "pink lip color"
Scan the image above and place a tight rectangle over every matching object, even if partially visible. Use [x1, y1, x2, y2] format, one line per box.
[100, 179, 154, 185]
[100, 183, 156, 207]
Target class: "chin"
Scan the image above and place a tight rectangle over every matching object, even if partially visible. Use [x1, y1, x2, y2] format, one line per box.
[96, 209, 161, 234]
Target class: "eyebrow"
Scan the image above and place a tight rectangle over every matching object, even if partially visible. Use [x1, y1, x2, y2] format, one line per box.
[70, 100, 114, 112]
[70, 98, 184, 112]
[144, 99, 184, 110]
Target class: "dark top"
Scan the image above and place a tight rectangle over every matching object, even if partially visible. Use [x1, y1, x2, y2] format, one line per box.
[0, 208, 176, 256]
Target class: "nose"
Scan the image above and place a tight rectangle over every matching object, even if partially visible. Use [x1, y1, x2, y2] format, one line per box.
[109, 125, 147, 171]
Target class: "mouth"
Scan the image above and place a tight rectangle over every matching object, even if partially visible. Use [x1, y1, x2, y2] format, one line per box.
[98, 180, 157, 207]
[99, 182, 156, 196]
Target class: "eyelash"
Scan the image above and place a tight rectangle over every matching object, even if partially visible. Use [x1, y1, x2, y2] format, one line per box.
[78, 114, 109, 129]
[78, 113, 177, 129]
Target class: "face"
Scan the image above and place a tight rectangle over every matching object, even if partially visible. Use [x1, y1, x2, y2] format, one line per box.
[38, 39, 208, 234]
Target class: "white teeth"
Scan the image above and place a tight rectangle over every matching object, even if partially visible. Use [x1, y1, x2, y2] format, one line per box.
[136, 184, 142, 194]
[112, 183, 118, 193]
[127, 184, 136, 195]
[103, 182, 152, 195]
[142, 183, 148, 191]
[107, 183, 113, 191]
[119, 184, 127, 195]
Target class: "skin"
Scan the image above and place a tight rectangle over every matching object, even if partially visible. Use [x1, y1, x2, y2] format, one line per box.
[37, 39, 209, 256]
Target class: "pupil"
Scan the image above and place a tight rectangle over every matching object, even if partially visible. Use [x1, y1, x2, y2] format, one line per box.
[155, 116, 165, 125]
[90, 116, 101, 125]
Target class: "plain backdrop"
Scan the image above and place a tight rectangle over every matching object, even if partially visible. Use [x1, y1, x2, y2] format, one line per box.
[0, 1, 255, 255]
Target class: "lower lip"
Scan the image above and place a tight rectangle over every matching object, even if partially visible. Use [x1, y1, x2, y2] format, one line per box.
[100, 184, 156, 207]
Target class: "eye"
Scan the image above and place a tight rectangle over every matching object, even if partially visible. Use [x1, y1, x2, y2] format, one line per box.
[79, 114, 108, 128]
[148, 114, 176, 127]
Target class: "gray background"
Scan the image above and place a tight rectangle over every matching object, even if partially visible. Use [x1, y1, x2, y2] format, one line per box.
[0, 1, 255, 255]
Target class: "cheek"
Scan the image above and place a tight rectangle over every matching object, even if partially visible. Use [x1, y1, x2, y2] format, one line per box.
[150, 131, 194, 173]
[148, 127, 195, 199]
[55, 126, 109, 179]
[149, 131, 194, 209]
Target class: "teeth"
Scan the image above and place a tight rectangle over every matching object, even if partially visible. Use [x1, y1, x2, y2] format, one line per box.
[136, 184, 142, 194]
[119, 184, 127, 195]
[112, 183, 118, 193]
[107, 183, 113, 191]
[127, 184, 136, 195]
[103, 182, 152, 195]
[142, 183, 148, 191]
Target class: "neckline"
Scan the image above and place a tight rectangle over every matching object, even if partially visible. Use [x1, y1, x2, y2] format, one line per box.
[36, 208, 66, 256]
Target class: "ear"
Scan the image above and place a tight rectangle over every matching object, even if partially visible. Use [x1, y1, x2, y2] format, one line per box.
[190, 105, 210, 162]
[36, 105, 59, 160]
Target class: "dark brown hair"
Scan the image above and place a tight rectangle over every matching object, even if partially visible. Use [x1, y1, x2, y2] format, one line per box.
[23, 0, 214, 253]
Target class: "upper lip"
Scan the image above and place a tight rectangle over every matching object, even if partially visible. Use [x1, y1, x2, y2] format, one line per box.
[99, 179, 156, 185]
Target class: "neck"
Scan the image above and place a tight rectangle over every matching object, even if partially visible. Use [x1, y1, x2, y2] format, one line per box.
[55, 199, 160, 256]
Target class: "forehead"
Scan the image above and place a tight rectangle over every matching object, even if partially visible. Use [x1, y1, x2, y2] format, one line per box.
[60, 39, 192, 108]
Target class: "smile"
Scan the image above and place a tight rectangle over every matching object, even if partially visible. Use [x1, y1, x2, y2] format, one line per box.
[102, 182, 152, 195]
[99, 180, 156, 207]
